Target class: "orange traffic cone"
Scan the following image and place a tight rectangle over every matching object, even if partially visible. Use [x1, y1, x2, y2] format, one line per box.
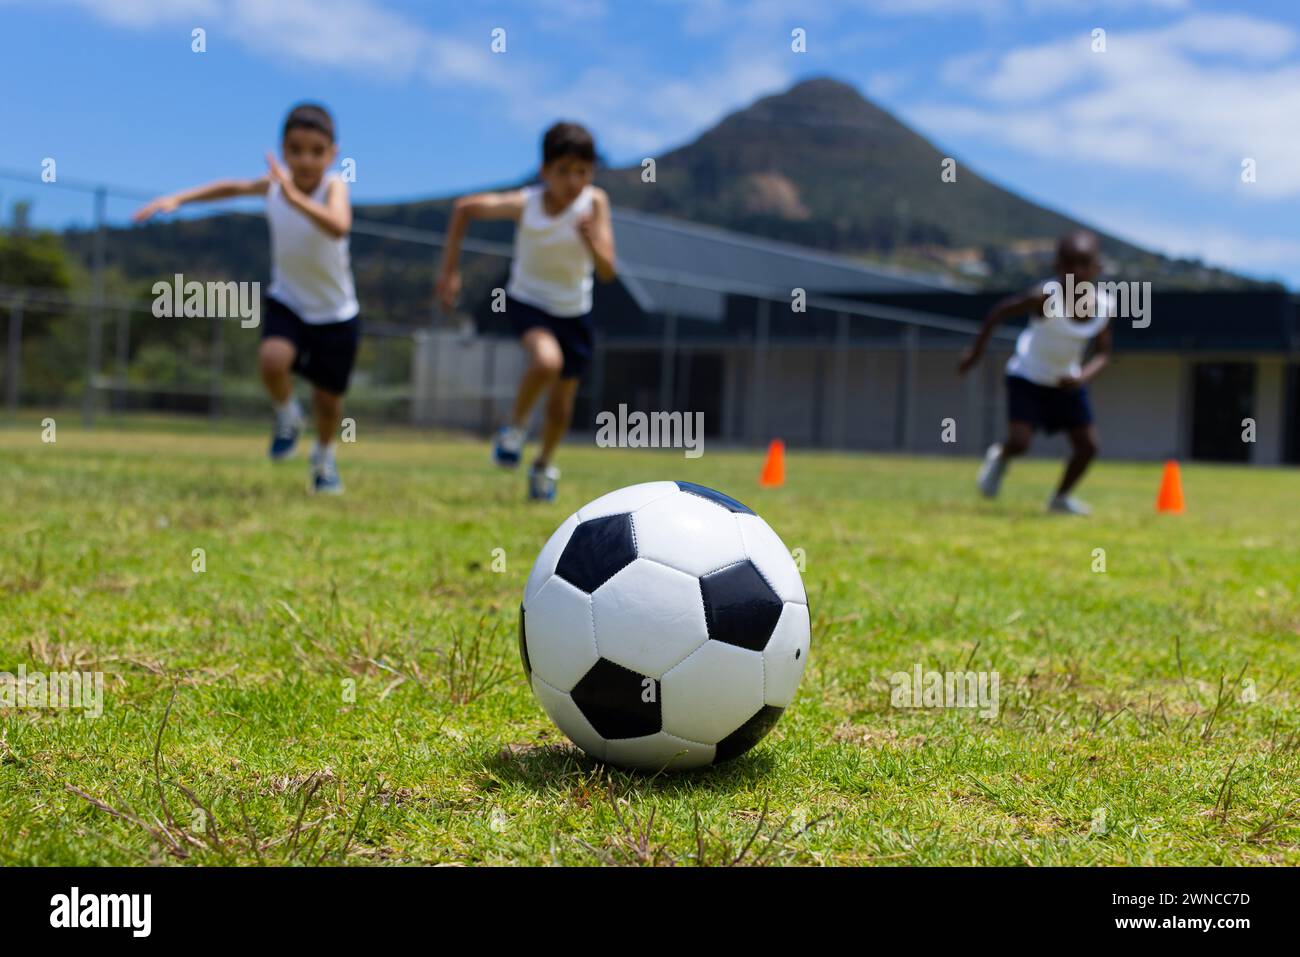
[759, 439, 785, 487]
[1156, 460, 1185, 514]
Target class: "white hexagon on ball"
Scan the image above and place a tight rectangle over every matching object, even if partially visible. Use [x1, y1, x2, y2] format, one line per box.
[591, 558, 709, 677]
[577, 481, 678, 522]
[522, 576, 598, 692]
[524, 513, 578, 606]
[632, 490, 746, 577]
[661, 640, 765, 745]
[763, 602, 811, 708]
[736, 512, 807, 605]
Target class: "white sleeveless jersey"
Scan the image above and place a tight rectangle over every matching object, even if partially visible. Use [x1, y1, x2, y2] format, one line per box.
[506, 184, 595, 318]
[1006, 283, 1112, 386]
[266, 173, 359, 323]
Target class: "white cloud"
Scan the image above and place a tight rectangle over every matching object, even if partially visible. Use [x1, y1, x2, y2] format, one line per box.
[48, 0, 513, 89]
[34, 0, 790, 157]
[914, 14, 1300, 199]
[531, 53, 792, 155]
[228, 0, 430, 77]
[59, 0, 220, 28]
[857, 0, 1189, 17]
[1088, 207, 1300, 283]
[865, 68, 911, 99]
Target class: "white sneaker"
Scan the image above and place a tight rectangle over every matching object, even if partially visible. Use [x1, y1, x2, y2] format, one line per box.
[1048, 494, 1090, 516]
[312, 459, 344, 495]
[977, 443, 1006, 498]
[269, 402, 303, 461]
[528, 462, 560, 502]
[310, 443, 343, 495]
[492, 426, 526, 469]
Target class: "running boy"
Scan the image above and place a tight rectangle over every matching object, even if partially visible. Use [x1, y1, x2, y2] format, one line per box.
[134, 103, 358, 494]
[957, 230, 1114, 515]
[435, 121, 617, 501]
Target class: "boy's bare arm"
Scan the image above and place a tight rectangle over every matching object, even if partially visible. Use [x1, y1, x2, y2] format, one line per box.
[577, 188, 617, 282]
[132, 176, 269, 222]
[1075, 322, 1113, 386]
[436, 190, 526, 310]
[957, 287, 1046, 374]
[265, 153, 351, 239]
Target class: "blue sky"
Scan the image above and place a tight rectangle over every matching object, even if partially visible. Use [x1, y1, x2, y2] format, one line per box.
[1, 0, 1297, 286]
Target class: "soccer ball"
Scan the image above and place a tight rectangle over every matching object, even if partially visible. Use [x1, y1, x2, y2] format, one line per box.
[519, 481, 810, 770]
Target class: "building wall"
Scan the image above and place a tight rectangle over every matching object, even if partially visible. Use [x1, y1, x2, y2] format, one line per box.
[751, 348, 821, 446]
[752, 347, 1205, 462]
[1253, 358, 1285, 465]
[411, 332, 1292, 466]
[1089, 354, 1185, 460]
[909, 349, 995, 455]
[412, 330, 524, 431]
[840, 349, 904, 450]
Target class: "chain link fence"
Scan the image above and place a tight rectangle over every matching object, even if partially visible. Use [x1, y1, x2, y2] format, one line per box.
[1, 168, 1016, 452]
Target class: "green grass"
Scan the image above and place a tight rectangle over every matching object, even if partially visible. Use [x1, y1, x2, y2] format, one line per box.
[1, 417, 1298, 866]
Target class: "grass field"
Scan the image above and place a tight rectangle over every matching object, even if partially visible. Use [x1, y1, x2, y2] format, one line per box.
[1, 418, 1298, 866]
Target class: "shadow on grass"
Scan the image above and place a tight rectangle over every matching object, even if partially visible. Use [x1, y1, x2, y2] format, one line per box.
[482, 740, 779, 794]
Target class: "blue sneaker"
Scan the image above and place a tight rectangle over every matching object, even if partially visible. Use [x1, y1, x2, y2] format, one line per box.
[269, 404, 302, 461]
[493, 426, 526, 468]
[311, 447, 344, 495]
[528, 462, 559, 502]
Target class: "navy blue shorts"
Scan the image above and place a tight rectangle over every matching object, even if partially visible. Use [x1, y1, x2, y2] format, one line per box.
[1006, 374, 1093, 434]
[262, 297, 361, 395]
[506, 295, 593, 380]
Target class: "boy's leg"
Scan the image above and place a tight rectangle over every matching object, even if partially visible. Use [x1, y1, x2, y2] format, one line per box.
[527, 377, 578, 501]
[261, 336, 302, 460]
[1002, 420, 1034, 458]
[1055, 424, 1098, 497]
[259, 337, 296, 402]
[536, 377, 580, 468]
[309, 386, 345, 494]
[312, 386, 343, 447]
[978, 421, 1033, 498]
[512, 328, 564, 428]
[297, 316, 358, 494]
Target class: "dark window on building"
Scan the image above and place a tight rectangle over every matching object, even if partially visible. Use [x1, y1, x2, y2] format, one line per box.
[1284, 364, 1300, 465]
[596, 350, 661, 424]
[679, 352, 724, 438]
[1191, 362, 1255, 462]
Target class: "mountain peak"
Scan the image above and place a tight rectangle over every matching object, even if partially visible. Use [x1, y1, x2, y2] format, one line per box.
[598, 74, 1086, 268]
[723, 74, 899, 133]
[781, 76, 869, 102]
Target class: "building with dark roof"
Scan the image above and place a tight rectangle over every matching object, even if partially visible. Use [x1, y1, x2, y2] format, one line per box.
[413, 206, 1300, 466]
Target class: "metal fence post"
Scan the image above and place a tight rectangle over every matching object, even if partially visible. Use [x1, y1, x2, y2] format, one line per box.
[210, 314, 224, 421]
[678, 344, 692, 417]
[832, 312, 848, 449]
[982, 352, 997, 450]
[898, 324, 919, 451]
[427, 330, 439, 429]
[115, 305, 130, 410]
[659, 309, 677, 411]
[6, 300, 22, 416]
[590, 330, 606, 426]
[82, 186, 106, 427]
[482, 337, 496, 434]
[750, 298, 770, 444]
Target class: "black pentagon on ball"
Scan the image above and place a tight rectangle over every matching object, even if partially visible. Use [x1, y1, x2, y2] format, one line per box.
[674, 481, 754, 515]
[699, 559, 784, 651]
[518, 603, 531, 681]
[554, 513, 637, 594]
[714, 705, 784, 764]
[570, 658, 662, 739]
